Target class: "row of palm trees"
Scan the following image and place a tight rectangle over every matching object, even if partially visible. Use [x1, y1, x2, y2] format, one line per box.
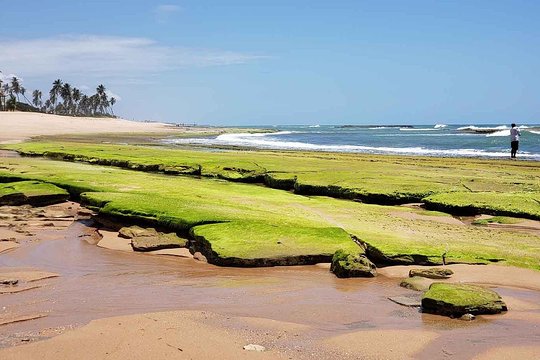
[0, 76, 116, 116]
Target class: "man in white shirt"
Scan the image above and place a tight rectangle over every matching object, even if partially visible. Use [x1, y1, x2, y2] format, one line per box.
[510, 123, 521, 158]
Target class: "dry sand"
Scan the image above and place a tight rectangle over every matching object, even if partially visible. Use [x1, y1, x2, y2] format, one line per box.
[0, 311, 294, 360]
[0, 112, 182, 143]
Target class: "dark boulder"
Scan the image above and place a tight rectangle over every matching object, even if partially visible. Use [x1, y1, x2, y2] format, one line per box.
[330, 249, 377, 278]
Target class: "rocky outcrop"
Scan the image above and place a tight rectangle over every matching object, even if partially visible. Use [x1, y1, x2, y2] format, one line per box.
[421, 283, 507, 317]
[0, 181, 69, 207]
[409, 268, 453, 279]
[330, 249, 377, 278]
[118, 226, 188, 251]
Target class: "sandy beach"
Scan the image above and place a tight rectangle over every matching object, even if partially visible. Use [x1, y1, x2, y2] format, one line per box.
[1, 113, 540, 359]
[0, 112, 215, 143]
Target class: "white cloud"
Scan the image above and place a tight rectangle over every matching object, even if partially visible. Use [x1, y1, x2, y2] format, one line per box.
[0, 35, 266, 80]
[154, 4, 182, 23]
[105, 89, 122, 101]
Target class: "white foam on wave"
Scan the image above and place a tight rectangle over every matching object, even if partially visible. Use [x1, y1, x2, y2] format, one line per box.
[399, 128, 439, 131]
[486, 130, 511, 137]
[166, 132, 539, 159]
[217, 131, 293, 140]
[434, 124, 447, 128]
[528, 130, 540, 135]
[457, 125, 508, 131]
[369, 126, 392, 130]
[308, 124, 320, 128]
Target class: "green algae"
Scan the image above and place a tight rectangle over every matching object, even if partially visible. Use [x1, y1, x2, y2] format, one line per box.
[422, 283, 508, 316]
[0, 180, 69, 206]
[5, 141, 540, 218]
[424, 191, 540, 220]
[0, 156, 539, 269]
[190, 222, 359, 266]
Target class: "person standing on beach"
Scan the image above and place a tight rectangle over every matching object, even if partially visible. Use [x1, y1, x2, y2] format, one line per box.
[510, 123, 521, 158]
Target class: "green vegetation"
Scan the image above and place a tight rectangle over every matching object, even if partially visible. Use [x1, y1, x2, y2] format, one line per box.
[191, 222, 358, 266]
[330, 249, 377, 278]
[422, 283, 508, 316]
[0, 156, 539, 269]
[424, 192, 540, 220]
[0, 180, 69, 206]
[472, 216, 522, 225]
[4, 140, 540, 218]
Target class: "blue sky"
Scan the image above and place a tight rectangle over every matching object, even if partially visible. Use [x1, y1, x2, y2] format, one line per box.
[1, 1, 539, 125]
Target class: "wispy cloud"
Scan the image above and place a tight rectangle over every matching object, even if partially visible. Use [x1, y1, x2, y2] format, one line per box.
[154, 4, 182, 23]
[0, 72, 22, 83]
[0, 35, 266, 80]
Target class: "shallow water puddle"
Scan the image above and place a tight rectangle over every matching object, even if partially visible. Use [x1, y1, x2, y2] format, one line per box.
[0, 220, 539, 358]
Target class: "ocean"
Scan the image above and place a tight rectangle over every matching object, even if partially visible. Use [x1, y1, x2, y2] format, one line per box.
[165, 124, 540, 160]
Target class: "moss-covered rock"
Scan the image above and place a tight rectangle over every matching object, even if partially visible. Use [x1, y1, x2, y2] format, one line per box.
[0, 181, 69, 206]
[421, 283, 507, 317]
[118, 226, 188, 251]
[409, 268, 454, 279]
[330, 249, 377, 278]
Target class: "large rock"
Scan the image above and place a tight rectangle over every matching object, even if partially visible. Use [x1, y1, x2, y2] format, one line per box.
[409, 268, 453, 279]
[118, 226, 188, 251]
[421, 283, 507, 317]
[330, 249, 377, 278]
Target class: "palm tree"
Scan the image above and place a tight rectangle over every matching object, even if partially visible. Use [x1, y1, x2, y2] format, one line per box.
[10, 77, 21, 103]
[32, 90, 43, 109]
[96, 84, 108, 115]
[50, 79, 63, 113]
[43, 99, 51, 113]
[60, 83, 72, 114]
[109, 97, 116, 116]
[72, 88, 81, 115]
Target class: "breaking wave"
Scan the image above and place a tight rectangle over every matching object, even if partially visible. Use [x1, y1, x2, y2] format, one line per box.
[166, 132, 539, 159]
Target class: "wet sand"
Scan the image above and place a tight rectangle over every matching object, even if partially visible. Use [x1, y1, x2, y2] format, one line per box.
[1, 204, 540, 359]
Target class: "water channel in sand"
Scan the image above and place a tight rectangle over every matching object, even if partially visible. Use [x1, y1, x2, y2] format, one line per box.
[1, 219, 540, 358]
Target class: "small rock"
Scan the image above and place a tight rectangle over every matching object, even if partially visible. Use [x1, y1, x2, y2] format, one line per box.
[400, 276, 433, 291]
[243, 344, 265, 352]
[409, 268, 454, 279]
[460, 313, 476, 321]
[193, 252, 208, 263]
[0, 279, 19, 286]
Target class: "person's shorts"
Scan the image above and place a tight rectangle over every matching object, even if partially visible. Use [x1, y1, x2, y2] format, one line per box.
[511, 141, 519, 151]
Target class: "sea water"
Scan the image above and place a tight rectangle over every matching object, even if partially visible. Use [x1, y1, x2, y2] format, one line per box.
[166, 124, 540, 160]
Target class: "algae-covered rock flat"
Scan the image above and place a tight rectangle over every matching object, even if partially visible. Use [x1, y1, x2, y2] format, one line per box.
[5, 141, 540, 218]
[0, 181, 69, 206]
[0, 155, 539, 269]
[421, 283, 508, 316]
